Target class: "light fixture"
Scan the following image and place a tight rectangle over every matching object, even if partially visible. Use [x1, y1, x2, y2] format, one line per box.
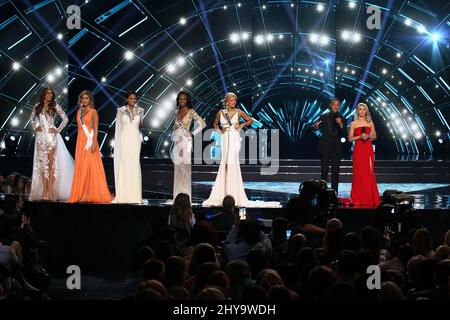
[186, 79, 193, 86]
[317, 4, 324, 12]
[241, 32, 250, 40]
[230, 33, 240, 43]
[382, 68, 387, 74]
[266, 34, 274, 42]
[349, 2, 356, 9]
[47, 74, 55, 83]
[11, 118, 19, 127]
[166, 63, 176, 73]
[255, 34, 265, 45]
[57, 33, 63, 40]
[431, 33, 441, 42]
[179, 17, 186, 25]
[405, 19, 411, 26]
[177, 56, 186, 66]
[12, 62, 20, 71]
[436, 131, 441, 137]
[417, 25, 426, 34]
[396, 52, 402, 58]
[124, 51, 134, 60]
[101, 77, 106, 82]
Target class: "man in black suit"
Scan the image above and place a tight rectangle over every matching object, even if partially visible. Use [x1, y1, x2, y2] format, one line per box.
[313, 98, 347, 193]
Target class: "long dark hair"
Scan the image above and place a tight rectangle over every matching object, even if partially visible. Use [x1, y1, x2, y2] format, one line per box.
[169, 193, 193, 227]
[176, 91, 192, 109]
[35, 88, 56, 116]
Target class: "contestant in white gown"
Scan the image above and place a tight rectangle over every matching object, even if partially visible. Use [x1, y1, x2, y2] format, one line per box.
[112, 92, 144, 204]
[202, 93, 280, 208]
[29, 88, 74, 201]
[171, 91, 206, 201]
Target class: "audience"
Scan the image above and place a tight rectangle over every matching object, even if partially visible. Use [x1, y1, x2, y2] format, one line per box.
[2, 179, 450, 302]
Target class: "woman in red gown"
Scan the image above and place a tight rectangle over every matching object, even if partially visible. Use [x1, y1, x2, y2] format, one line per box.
[349, 103, 380, 208]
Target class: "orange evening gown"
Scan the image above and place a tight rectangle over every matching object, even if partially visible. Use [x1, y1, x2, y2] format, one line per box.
[67, 108, 113, 203]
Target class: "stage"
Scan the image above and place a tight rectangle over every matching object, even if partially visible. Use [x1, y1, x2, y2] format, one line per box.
[2, 156, 450, 273]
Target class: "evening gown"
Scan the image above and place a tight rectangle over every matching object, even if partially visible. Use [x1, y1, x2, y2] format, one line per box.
[350, 126, 380, 208]
[112, 106, 144, 204]
[68, 108, 113, 203]
[202, 110, 280, 208]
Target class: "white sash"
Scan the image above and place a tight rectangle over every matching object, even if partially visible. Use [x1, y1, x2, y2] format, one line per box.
[82, 124, 94, 151]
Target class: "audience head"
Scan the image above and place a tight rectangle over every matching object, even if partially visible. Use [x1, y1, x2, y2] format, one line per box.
[285, 233, 308, 256]
[256, 269, 284, 291]
[207, 271, 230, 298]
[154, 241, 174, 262]
[307, 266, 337, 298]
[138, 280, 167, 300]
[133, 246, 155, 272]
[142, 258, 165, 282]
[341, 232, 362, 252]
[377, 281, 405, 300]
[241, 285, 266, 301]
[169, 193, 193, 227]
[246, 249, 269, 279]
[222, 195, 236, 213]
[266, 285, 297, 301]
[225, 260, 252, 284]
[238, 218, 262, 245]
[435, 245, 450, 263]
[188, 243, 217, 275]
[164, 256, 187, 288]
[195, 287, 225, 300]
[412, 228, 433, 257]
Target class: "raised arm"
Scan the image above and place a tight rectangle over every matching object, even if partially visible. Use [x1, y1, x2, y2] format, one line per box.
[237, 110, 253, 130]
[55, 104, 68, 132]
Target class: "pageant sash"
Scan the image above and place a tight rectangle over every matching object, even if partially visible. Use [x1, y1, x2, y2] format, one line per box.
[222, 109, 233, 128]
[81, 124, 93, 151]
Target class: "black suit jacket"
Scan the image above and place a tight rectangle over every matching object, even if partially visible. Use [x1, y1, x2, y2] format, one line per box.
[317, 112, 347, 156]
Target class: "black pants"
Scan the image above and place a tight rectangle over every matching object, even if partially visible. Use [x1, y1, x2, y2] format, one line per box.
[320, 153, 341, 193]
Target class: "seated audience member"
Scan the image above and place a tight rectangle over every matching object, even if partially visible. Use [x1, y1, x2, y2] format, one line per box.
[225, 260, 255, 300]
[224, 217, 272, 261]
[208, 196, 236, 234]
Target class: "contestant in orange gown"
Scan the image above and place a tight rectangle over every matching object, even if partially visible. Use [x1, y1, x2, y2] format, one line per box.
[68, 90, 113, 203]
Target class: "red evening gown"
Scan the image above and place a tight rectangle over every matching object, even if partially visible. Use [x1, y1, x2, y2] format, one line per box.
[350, 126, 380, 208]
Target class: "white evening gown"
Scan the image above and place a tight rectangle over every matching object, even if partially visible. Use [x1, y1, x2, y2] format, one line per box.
[170, 109, 206, 202]
[29, 104, 74, 201]
[112, 106, 143, 204]
[202, 110, 280, 208]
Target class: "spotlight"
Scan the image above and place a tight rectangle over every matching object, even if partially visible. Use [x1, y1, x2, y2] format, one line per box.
[431, 33, 441, 42]
[55, 67, 63, 76]
[65, 136, 70, 141]
[320, 35, 329, 46]
[237, 3, 241, 8]
[124, 51, 134, 60]
[352, 32, 361, 42]
[186, 79, 193, 86]
[262, 5, 266, 10]
[179, 17, 186, 25]
[436, 131, 441, 137]
[143, 135, 149, 142]
[405, 19, 411, 26]
[319, 72, 324, 77]
[349, 2, 356, 9]
[278, 34, 283, 39]
[57, 33, 63, 40]
[341, 137, 346, 143]
[337, 66, 341, 71]
[101, 77, 106, 82]
[396, 52, 402, 58]
[166, 63, 176, 73]
[417, 25, 426, 34]
[291, 3, 294, 8]
[317, 4, 324, 12]
[341, 30, 351, 40]
[230, 33, 240, 43]
[402, 134, 407, 139]
[10, 136, 16, 142]
[164, 141, 169, 147]
[47, 74, 55, 83]
[324, 59, 330, 64]
[438, 138, 443, 144]
[12, 62, 20, 71]
[63, 88, 68, 94]
[255, 34, 265, 45]
[351, 70, 355, 74]
[310, 33, 319, 43]
[382, 68, 387, 74]
[151, 118, 161, 128]
[241, 32, 250, 40]
[223, 5, 227, 10]
[266, 34, 274, 42]
[177, 56, 186, 66]
[344, 67, 348, 72]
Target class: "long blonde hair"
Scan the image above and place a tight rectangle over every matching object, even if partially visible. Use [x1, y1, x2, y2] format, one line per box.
[223, 92, 238, 108]
[355, 103, 372, 123]
[78, 90, 95, 108]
